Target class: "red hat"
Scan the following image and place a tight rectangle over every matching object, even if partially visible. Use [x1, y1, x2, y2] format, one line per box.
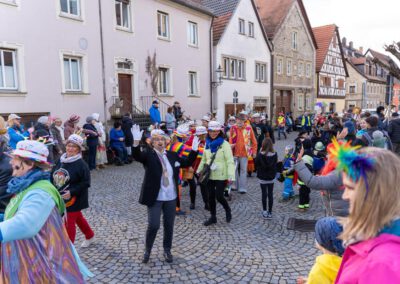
[69, 114, 80, 123]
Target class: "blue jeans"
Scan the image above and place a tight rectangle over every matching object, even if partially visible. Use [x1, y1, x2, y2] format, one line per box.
[113, 146, 128, 162]
[278, 126, 287, 139]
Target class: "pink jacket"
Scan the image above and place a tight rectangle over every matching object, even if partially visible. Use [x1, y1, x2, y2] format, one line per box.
[335, 233, 400, 283]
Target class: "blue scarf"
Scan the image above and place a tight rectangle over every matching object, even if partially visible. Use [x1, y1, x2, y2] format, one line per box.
[205, 137, 225, 153]
[7, 169, 51, 194]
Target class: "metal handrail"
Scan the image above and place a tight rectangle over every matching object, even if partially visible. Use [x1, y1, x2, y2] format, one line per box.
[139, 95, 172, 120]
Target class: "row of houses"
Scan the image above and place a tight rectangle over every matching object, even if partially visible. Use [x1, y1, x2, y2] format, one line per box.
[0, 0, 397, 125]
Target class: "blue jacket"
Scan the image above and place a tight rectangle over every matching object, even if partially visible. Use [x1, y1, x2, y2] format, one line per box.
[8, 126, 29, 149]
[110, 128, 125, 149]
[149, 106, 161, 124]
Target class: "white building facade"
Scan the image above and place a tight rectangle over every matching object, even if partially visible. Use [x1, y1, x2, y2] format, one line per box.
[205, 0, 272, 122]
[0, 0, 213, 123]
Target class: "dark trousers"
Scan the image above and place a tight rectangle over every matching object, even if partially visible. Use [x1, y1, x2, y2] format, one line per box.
[87, 144, 97, 170]
[260, 183, 274, 212]
[207, 180, 231, 217]
[299, 185, 310, 206]
[146, 199, 176, 253]
[278, 126, 287, 139]
[393, 142, 400, 156]
[113, 146, 128, 162]
[188, 178, 208, 206]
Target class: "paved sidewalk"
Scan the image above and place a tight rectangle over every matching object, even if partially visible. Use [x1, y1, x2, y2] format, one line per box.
[78, 132, 325, 283]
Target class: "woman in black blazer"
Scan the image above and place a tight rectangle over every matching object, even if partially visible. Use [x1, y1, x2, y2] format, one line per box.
[131, 126, 199, 264]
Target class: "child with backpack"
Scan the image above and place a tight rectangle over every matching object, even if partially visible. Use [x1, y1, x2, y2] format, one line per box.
[255, 138, 278, 219]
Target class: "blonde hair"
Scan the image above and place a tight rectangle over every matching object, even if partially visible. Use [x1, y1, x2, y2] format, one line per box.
[340, 147, 400, 243]
[0, 116, 6, 135]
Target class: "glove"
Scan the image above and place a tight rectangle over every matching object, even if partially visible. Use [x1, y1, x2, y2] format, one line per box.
[192, 136, 200, 151]
[131, 124, 144, 141]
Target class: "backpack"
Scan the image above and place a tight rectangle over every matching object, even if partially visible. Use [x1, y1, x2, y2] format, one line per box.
[363, 130, 393, 150]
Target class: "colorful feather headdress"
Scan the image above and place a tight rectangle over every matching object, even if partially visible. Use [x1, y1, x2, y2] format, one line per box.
[327, 138, 375, 194]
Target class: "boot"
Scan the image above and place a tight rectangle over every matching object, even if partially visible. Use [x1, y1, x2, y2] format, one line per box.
[226, 210, 232, 223]
[203, 216, 217, 226]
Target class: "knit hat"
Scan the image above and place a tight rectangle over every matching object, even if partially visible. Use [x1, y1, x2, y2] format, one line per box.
[252, 113, 261, 118]
[372, 130, 386, 148]
[37, 116, 49, 125]
[150, 129, 166, 137]
[0, 116, 6, 135]
[208, 121, 222, 131]
[69, 114, 80, 123]
[92, 113, 100, 122]
[175, 124, 189, 138]
[228, 116, 236, 121]
[10, 140, 50, 164]
[302, 155, 313, 166]
[195, 126, 207, 135]
[315, 217, 344, 256]
[86, 116, 94, 124]
[285, 145, 294, 155]
[315, 141, 325, 152]
[152, 100, 159, 105]
[66, 134, 85, 150]
[344, 120, 356, 135]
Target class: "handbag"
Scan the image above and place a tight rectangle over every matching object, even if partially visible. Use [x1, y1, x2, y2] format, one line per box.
[198, 145, 221, 186]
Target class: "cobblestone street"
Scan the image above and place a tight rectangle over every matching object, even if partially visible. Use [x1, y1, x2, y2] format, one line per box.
[78, 133, 325, 283]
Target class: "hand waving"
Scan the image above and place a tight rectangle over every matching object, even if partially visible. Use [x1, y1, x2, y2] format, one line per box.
[131, 124, 144, 141]
[192, 136, 200, 151]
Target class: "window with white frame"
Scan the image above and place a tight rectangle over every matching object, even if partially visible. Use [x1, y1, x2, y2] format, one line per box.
[255, 62, 267, 82]
[305, 95, 311, 110]
[63, 56, 82, 92]
[306, 63, 311, 77]
[238, 60, 245, 80]
[187, 21, 198, 46]
[157, 11, 170, 39]
[188, 71, 198, 96]
[0, 49, 18, 90]
[298, 62, 303, 76]
[248, 22, 254, 37]
[115, 0, 131, 29]
[287, 59, 292, 76]
[60, 0, 80, 16]
[223, 57, 229, 78]
[277, 58, 283, 75]
[298, 94, 304, 110]
[239, 19, 245, 35]
[292, 31, 298, 50]
[158, 67, 170, 95]
[230, 58, 237, 78]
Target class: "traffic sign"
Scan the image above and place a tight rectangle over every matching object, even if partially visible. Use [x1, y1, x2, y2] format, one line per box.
[233, 91, 238, 98]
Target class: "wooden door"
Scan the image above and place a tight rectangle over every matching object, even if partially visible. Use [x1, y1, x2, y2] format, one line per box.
[275, 90, 292, 116]
[224, 104, 245, 122]
[118, 74, 133, 115]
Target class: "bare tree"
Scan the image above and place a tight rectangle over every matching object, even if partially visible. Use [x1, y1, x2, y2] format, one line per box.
[145, 51, 158, 96]
[373, 42, 400, 80]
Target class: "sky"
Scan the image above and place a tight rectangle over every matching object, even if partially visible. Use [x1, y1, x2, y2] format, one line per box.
[303, 0, 400, 56]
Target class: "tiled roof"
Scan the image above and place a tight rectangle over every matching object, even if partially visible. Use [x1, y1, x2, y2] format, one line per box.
[200, 0, 240, 16]
[367, 49, 391, 66]
[255, 0, 317, 48]
[351, 57, 366, 65]
[313, 24, 336, 72]
[212, 13, 233, 44]
[169, 0, 214, 16]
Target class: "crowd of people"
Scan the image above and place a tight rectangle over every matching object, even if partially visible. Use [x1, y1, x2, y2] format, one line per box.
[0, 104, 399, 283]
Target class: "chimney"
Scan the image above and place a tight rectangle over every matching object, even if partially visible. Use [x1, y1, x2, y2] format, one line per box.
[342, 37, 347, 47]
[359, 46, 364, 54]
[349, 41, 354, 49]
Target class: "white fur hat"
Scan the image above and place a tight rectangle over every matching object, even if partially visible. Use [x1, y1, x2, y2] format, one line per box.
[208, 121, 222, 131]
[201, 115, 211, 122]
[151, 129, 166, 137]
[195, 126, 207, 135]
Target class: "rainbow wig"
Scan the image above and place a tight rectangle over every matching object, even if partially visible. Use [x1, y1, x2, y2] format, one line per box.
[327, 138, 375, 194]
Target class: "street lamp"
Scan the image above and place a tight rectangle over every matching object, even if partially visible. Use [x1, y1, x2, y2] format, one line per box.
[212, 65, 223, 88]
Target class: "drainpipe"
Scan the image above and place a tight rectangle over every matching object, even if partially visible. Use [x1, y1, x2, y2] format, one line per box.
[98, 0, 108, 129]
[270, 53, 274, 124]
[209, 17, 214, 113]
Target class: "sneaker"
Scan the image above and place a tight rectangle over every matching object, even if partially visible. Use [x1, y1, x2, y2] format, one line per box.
[267, 212, 272, 219]
[304, 204, 310, 208]
[262, 211, 269, 219]
[203, 217, 217, 226]
[190, 203, 195, 210]
[81, 237, 94, 248]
